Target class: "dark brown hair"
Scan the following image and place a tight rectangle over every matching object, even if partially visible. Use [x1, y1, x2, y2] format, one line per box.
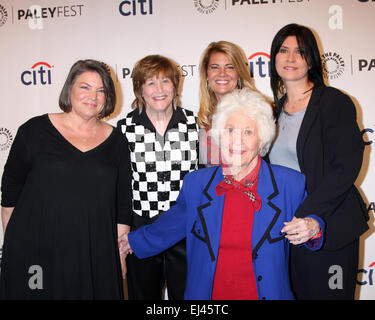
[270, 24, 324, 112]
[59, 59, 116, 119]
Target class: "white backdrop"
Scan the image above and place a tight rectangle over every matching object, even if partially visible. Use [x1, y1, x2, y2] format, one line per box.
[0, 0, 374, 300]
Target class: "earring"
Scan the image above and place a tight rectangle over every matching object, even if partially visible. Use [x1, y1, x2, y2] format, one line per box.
[206, 80, 210, 90]
[237, 79, 242, 89]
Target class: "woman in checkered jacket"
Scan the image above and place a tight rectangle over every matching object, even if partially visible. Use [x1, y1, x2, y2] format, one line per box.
[117, 55, 200, 300]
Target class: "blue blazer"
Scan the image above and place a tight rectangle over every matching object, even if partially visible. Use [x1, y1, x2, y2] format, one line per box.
[129, 160, 309, 300]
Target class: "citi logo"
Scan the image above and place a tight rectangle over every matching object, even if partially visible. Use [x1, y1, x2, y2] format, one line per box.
[119, 0, 153, 16]
[21, 62, 53, 86]
[357, 262, 375, 286]
[361, 125, 375, 146]
[248, 52, 270, 78]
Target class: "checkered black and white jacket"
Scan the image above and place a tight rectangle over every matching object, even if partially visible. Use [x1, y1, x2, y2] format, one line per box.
[118, 107, 199, 220]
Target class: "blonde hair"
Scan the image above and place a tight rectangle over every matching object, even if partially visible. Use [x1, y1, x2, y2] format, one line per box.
[131, 55, 181, 111]
[198, 41, 257, 128]
[211, 88, 275, 157]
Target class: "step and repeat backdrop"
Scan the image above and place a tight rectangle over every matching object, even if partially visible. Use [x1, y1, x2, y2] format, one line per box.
[0, 0, 374, 299]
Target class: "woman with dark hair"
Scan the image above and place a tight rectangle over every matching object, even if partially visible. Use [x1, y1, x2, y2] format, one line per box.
[0, 59, 130, 299]
[117, 55, 199, 300]
[268, 23, 369, 299]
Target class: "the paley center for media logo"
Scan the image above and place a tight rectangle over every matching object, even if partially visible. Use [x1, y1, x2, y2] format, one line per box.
[322, 52, 345, 80]
[0, 127, 13, 152]
[0, 4, 8, 27]
[193, 0, 220, 14]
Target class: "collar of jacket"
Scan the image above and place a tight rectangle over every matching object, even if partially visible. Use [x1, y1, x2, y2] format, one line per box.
[193, 159, 283, 262]
[296, 85, 325, 172]
[130, 106, 188, 134]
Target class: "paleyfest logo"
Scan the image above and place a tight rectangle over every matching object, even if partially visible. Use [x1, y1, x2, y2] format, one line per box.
[0, 4, 8, 27]
[322, 52, 345, 80]
[193, 0, 219, 14]
[17, 4, 84, 30]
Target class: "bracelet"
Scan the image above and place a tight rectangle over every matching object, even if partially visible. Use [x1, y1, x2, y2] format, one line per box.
[311, 228, 322, 240]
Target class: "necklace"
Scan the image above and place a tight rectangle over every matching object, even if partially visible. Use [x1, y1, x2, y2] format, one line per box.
[302, 86, 314, 95]
[285, 86, 314, 113]
[289, 86, 313, 102]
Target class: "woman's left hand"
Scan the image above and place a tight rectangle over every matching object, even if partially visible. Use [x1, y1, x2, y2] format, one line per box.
[281, 216, 320, 245]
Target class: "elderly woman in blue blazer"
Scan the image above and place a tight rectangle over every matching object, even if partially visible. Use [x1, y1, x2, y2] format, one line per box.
[119, 88, 325, 300]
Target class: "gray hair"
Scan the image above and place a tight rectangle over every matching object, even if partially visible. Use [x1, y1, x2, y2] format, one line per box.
[210, 88, 275, 157]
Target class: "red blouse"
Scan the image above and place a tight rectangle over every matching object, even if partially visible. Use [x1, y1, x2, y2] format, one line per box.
[212, 157, 261, 300]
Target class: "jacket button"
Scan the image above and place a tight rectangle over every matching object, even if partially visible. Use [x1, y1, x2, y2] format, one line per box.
[257, 275, 262, 281]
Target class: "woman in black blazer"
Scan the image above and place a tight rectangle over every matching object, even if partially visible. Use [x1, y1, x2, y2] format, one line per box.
[268, 23, 369, 299]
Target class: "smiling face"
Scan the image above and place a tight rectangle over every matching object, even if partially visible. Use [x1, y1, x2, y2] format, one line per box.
[275, 35, 310, 85]
[207, 51, 240, 101]
[141, 73, 175, 114]
[70, 71, 106, 120]
[220, 111, 261, 179]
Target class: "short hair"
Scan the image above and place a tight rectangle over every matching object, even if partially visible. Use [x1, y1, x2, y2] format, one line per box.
[131, 55, 181, 111]
[198, 41, 257, 128]
[59, 59, 116, 119]
[211, 88, 275, 157]
[270, 23, 324, 110]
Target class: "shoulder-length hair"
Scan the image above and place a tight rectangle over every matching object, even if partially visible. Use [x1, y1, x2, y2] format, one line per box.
[270, 23, 324, 110]
[198, 41, 257, 129]
[211, 88, 275, 157]
[59, 59, 116, 119]
[131, 55, 181, 112]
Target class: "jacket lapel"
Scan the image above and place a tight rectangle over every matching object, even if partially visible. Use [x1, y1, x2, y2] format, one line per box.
[296, 86, 324, 171]
[252, 160, 283, 260]
[191, 161, 286, 263]
[190, 166, 225, 262]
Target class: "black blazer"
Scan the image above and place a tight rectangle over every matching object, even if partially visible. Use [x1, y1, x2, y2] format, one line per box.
[275, 85, 369, 251]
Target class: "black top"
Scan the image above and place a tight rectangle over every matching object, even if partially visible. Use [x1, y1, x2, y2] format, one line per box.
[0, 114, 131, 299]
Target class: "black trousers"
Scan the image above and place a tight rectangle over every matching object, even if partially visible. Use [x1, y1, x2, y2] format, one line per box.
[126, 239, 187, 300]
[291, 239, 359, 300]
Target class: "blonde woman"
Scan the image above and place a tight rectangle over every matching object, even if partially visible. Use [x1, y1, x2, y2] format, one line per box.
[198, 41, 257, 165]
